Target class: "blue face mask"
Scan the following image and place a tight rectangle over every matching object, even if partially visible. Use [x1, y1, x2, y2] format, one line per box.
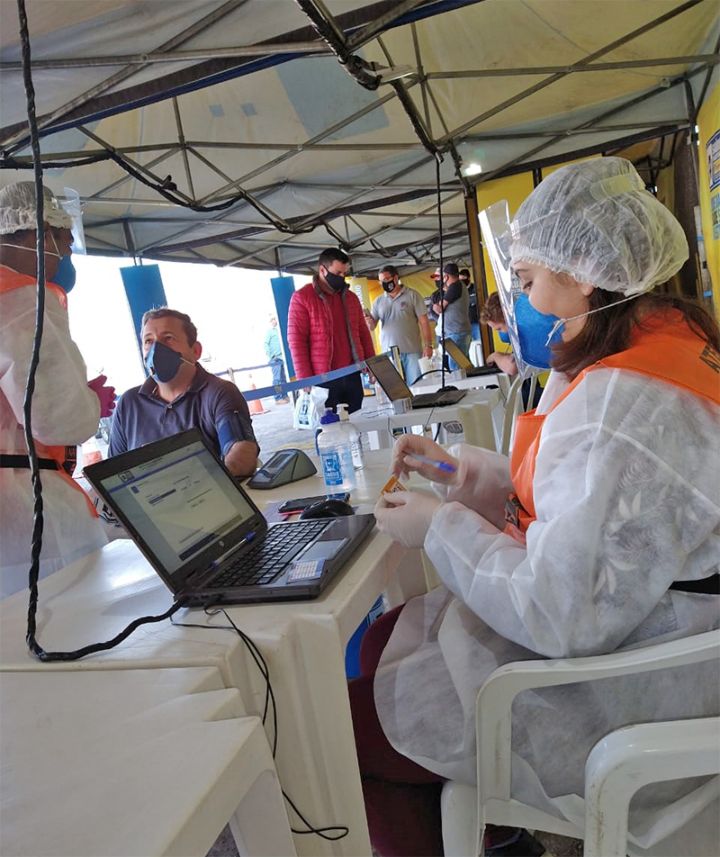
[514, 293, 563, 370]
[144, 340, 189, 383]
[52, 255, 76, 293]
[497, 330, 511, 344]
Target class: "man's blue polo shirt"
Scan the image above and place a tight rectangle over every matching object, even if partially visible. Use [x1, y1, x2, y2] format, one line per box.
[108, 365, 258, 460]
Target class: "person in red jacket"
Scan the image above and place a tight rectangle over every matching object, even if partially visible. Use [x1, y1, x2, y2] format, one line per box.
[287, 248, 375, 413]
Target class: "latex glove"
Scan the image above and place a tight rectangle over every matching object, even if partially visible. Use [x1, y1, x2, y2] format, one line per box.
[88, 374, 116, 418]
[374, 490, 440, 549]
[391, 434, 459, 485]
[487, 351, 517, 376]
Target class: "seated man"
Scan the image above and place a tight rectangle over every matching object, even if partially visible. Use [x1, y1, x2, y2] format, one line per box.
[109, 308, 259, 477]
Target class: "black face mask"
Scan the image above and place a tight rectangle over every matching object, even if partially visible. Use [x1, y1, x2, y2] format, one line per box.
[381, 279, 395, 292]
[324, 270, 347, 292]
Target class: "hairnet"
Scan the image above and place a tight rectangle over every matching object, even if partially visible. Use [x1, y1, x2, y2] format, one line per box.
[510, 158, 688, 295]
[0, 181, 73, 235]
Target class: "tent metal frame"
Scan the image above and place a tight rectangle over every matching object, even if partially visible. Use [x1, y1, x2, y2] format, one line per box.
[1, 0, 717, 273]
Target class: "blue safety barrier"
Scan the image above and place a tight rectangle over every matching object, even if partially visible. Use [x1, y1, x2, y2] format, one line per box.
[238, 359, 369, 402]
[215, 362, 273, 376]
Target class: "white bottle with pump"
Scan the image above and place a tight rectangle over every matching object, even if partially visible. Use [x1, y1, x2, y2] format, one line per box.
[317, 410, 355, 491]
[336, 403, 364, 470]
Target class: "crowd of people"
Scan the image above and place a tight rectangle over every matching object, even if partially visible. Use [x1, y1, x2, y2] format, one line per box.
[0, 174, 488, 601]
[1, 157, 717, 856]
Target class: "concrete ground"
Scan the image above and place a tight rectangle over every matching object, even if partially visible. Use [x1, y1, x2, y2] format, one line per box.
[249, 386, 386, 459]
[248, 392, 316, 458]
[207, 824, 583, 856]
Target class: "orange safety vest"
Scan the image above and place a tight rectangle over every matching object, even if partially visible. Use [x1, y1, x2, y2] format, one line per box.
[0, 266, 97, 517]
[504, 309, 720, 545]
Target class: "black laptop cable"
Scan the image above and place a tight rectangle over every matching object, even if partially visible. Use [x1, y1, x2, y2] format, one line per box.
[15, 1, 193, 663]
[171, 605, 350, 841]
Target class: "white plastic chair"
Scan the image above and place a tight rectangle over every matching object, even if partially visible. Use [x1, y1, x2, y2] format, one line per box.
[583, 716, 720, 857]
[498, 375, 524, 456]
[497, 373, 541, 456]
[441, 629, 720, 857]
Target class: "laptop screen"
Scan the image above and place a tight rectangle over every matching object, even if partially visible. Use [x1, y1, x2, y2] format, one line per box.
[442, 338, 472, 369]
[97, 439, 256, 576]
[366, 354, 412, 401]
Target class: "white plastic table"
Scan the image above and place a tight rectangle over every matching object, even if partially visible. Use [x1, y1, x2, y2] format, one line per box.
[0, 667, 295, 857]
[0, 450, 426, 857]
[410, 369, 500, 391]
[350, 387, 503, 451]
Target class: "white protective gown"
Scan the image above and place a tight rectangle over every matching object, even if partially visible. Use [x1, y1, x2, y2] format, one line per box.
[0, 272, 107, 598]
[374, 367, 720, 853]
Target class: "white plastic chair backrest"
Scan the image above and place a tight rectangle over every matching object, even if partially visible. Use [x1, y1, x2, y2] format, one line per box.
[583, 716, 720, 857]
[498, 373, 542, 455]
[499, 375, 524, 456]
[475, 630, 720, 808]
[496, 373, 511, 400]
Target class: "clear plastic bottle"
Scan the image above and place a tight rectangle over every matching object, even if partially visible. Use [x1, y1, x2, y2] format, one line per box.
[336, 403, 364, 470]
[317, 410, 356, 491]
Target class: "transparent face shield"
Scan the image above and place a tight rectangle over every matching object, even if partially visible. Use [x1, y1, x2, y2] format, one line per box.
[479, 200, 566, 378]
[478, 200, 533, 378]
[60, 187, 86, 254]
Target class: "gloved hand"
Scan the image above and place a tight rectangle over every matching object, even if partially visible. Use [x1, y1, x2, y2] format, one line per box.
[374, 490, 440, 549]
[88, 374, 116, 418]
[391, 434, 459, 485]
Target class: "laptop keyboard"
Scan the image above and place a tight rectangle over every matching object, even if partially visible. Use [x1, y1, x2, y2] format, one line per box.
[211, 520, 330, 588]
[411, 390, 466, 409]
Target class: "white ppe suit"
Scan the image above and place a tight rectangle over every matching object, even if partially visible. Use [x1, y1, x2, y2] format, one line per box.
[0, 268, 107, 598]
[374, 366, 720, 853]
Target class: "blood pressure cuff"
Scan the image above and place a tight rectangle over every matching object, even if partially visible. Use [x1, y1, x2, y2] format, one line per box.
[217, 411, 249, 458]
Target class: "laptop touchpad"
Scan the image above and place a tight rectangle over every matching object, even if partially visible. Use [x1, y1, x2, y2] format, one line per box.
[299, 538, 348, 561]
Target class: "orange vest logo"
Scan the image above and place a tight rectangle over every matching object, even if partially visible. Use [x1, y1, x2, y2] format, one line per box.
[699, 343, 720, 373]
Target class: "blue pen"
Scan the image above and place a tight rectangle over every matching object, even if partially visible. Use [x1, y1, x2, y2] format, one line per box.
[209, 530, 256, 570]
[406, 454, 456, 473]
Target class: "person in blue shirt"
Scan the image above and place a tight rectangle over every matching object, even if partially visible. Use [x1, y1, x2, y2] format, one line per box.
[263, 316, 290, 404]
[109, 308, 259, 477]
[480, 291, 543, 408]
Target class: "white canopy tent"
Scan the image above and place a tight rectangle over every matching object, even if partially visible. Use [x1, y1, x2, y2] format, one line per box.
[1, 0, 718, 274]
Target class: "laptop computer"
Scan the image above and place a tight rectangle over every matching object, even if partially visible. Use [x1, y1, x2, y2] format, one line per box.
[84, 429, 375, 606]
[442, 339, 500, 377]
[366, 353, 466, 409]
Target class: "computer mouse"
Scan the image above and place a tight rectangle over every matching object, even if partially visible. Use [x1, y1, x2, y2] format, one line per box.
[439, 384, 458, 392]
[300, 498, 354, 519]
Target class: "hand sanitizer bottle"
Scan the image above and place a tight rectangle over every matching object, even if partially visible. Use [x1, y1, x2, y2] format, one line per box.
[336, 403, 364, 470]
[317, 410, 355, 491]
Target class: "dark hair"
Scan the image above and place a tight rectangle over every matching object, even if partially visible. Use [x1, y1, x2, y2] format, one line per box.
[443, 262, 459, 277]
[318, 248, 350, 269]
[141, 307, 198, 346]
[459, 268, 471, 278]
[0, 228, 35, 243]
[479, 291, 505, 325]
[379, 265, 398, 278]
[551, 289, 720, 379]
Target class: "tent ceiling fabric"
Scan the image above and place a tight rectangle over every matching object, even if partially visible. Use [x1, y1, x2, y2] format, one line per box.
[1, 0, 718, 274]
